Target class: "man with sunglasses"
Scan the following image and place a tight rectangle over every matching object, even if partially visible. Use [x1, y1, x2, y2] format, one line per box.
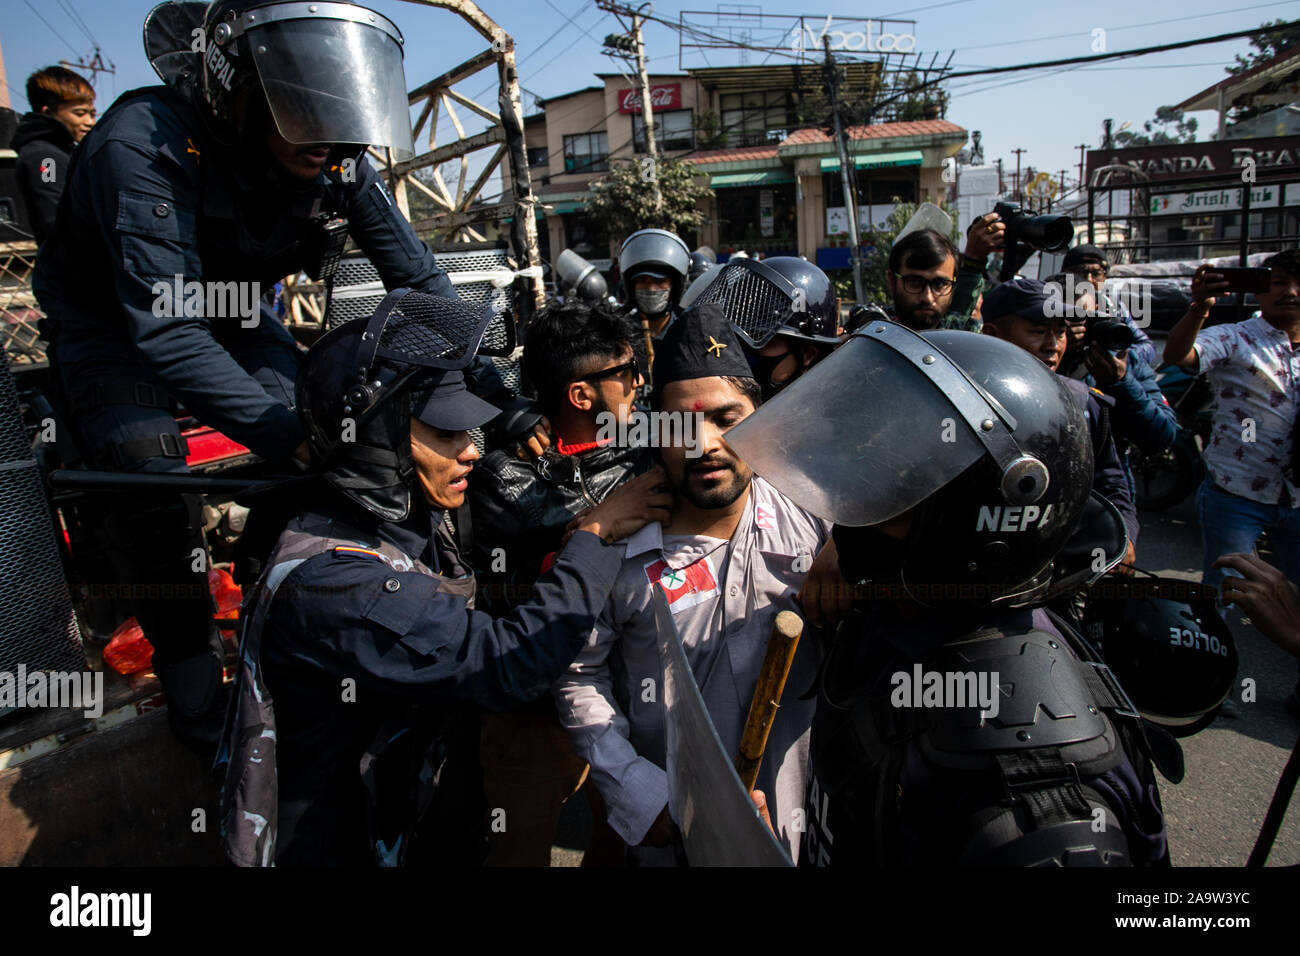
[469, 298, 654, 864]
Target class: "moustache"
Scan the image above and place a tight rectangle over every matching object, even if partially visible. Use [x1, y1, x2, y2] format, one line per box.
[689, 456, 735, 475]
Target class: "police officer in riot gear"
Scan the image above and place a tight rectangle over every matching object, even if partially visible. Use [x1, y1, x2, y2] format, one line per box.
[620, 229, 690, 337]
[680, 255, 840, 401]
[725, 326, 1171, 867]
[32, 0, 519, 750]
[219, 289, 670, 865]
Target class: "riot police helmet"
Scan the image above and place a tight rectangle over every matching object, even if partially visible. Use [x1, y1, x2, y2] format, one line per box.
[297, 289, 502, 521]
[681, 255, 840, 349]
[1087, 577, 1238, 736]
[619, 229, 691, 309]
[726, 326, 1095, 605]
[687, 251, 714, 284]
[191, 0, 415, 158]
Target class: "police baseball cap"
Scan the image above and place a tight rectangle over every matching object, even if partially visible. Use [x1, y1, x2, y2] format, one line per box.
[982, 278, 1055, 324]
[409, 370, 500, 432]
[1063, 244, 1108, 270]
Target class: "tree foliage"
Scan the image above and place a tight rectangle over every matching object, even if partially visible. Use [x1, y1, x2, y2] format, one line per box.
[584, 157, 714, 239]
[1111, 106, 1199, 147]
[1224, 19, 1300, 127]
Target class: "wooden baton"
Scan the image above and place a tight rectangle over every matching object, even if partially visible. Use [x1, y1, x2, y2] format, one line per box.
[735, 610, 804, 792]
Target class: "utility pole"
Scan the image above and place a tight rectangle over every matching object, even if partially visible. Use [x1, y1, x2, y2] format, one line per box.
[996, 158, 1004, 195]
[1057, 168, 1069, 210]
[824, 38, 863, 305]
[1011, 148, 1027, 204]
[0, 35, 8, 110]
[1076, 144, 1088, 192]
[59, 47, 115, 88]
[600, 1, 660, 210]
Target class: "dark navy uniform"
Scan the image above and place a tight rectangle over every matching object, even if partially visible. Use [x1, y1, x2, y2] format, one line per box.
[801, 602, 1169, 867]
[30, 78, 495, 719]
[219, 497, 625, 866]
[1066, 378, 1139, 547]
[34, 80, 460, 466]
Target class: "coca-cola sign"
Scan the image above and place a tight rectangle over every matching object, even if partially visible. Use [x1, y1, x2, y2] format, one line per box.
[619, 83, 682, 114]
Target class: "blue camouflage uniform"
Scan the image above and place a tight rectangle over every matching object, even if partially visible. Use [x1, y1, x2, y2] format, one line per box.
[30, 78, 503, 701]
[220, 495, 625, 866]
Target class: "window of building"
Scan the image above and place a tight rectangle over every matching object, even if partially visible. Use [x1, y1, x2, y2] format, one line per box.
[823, 172, 917, 208]
[719, 91, 795, 148]
[633, 109, 694, 152]
[527, 145, 548, 167]
[563, 132, 609, 173]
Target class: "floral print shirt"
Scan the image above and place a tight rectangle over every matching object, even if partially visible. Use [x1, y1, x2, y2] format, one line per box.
[1195, 316, 1300, 505]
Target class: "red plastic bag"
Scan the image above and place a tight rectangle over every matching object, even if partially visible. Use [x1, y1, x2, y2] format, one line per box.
[208, 567, 242, 643]
[103, 617, 154, 675]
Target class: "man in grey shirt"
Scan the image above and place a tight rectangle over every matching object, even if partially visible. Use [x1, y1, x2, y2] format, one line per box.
[553, 306, 837, 863]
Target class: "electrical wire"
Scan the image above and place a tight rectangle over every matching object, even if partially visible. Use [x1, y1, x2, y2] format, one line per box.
[54, 0, 97, 48]
[23, 0, 81, 57]
[941, 0, 1298, 54]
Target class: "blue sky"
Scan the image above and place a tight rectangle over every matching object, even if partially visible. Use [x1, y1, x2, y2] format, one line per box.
[2, 0, 1290, 198]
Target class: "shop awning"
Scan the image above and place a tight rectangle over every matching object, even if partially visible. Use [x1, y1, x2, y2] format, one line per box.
[709, 170, 795, 188]
[819, 150, 923, 172]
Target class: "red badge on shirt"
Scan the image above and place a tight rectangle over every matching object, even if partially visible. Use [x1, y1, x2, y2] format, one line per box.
[755, 505, 776, 530]
[644, 556, 718, 612]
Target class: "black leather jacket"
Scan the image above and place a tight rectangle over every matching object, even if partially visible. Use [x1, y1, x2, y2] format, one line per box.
[469, 440, 652, 613]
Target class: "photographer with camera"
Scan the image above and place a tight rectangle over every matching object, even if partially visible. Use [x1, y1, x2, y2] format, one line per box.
[1164, 251, 1300, 598]
[886, 227, 989, 333]
[1063, 245, 1157, 367]
[1049, 274, 1176, 500]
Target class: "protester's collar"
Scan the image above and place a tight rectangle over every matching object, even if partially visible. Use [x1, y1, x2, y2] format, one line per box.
[555, 433, 612, 456]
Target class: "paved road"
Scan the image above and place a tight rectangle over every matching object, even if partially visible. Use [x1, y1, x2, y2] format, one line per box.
[1136, 493, 1299, 867]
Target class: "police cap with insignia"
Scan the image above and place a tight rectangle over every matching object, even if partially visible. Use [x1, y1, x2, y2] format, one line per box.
[651, 302, 754, 388]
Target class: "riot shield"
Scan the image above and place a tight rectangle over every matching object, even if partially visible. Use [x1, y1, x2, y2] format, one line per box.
[653, 590, 792, 867]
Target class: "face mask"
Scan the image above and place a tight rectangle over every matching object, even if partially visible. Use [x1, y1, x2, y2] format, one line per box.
[635, 288, 671, 318]
[744, 345, 799, 401]
[832, 523, 910, 590]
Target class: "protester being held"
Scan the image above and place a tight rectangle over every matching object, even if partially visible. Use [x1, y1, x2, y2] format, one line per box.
[554, 306, 839, 864]
[1061, 245, 1157, 367]
[981, 278, 1138, 569]
[469, 298, 652, 865]
[218, 309, 671, 866]
[1048, 273, 1176, 497]
[886, 225, 991, 333]
[13, 65, 96, 244]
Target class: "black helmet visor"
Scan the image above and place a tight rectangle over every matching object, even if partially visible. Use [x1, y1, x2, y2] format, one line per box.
[725, 325, 1047, 527]
[242, 2, 415, 159]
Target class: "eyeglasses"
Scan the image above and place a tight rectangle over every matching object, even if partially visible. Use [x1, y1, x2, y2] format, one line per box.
[899, 274, 955, 296]
[577, 359, 641, 384]
[1074, 265, 1107, 279]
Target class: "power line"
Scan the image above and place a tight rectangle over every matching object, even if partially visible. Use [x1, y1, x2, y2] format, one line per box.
[23, 0, 81, 57]
[54, 0, 97, 48]
[876, 0, 975, 17]
[875, 19, 1299, 112]
[942, 0, 1297, 54]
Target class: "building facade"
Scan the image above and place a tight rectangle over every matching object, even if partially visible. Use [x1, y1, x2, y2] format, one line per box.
[503, 66, 966, 273]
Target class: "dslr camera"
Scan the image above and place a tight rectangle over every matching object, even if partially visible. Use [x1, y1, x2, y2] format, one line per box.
[993, 202, 1073, 252]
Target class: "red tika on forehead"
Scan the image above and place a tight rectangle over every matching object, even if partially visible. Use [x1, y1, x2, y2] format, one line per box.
[692, 401, 705, 412]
